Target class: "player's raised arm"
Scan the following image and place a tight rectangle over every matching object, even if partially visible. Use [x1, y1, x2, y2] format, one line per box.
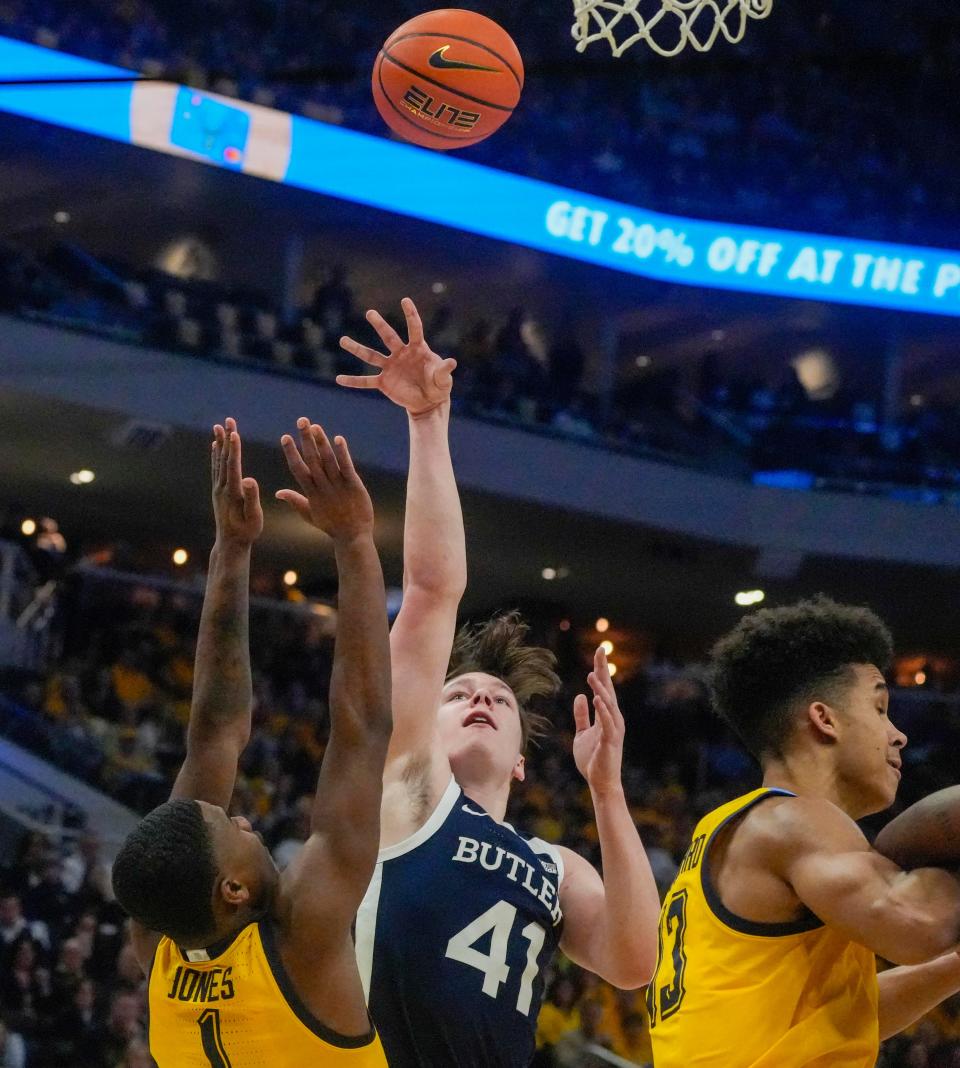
[555, 648, 660, 988]
[274, 420, 392, 923]
[339, 298, 464, 798]
[171, 417, 263, 808]
[766, 795, 960, 965]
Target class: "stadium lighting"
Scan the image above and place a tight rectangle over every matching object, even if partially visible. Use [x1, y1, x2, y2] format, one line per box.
[172, 548, 189, 566]
[600, 640, 614, 655]
[635, 355, 651, 368]
[541, 567, 557, 580]
[915, 670, 927, 685]
[734, 589, 766, 607]
[559, 619, 571, 632]
[53, 210, 70, 224]
[69, 469, 95, 485]
[595, 617, 610, 633]
[431, 281, 447, 294]
[20, 518, 36, 536]
[608, 662, 618, 678]
[283, 570, 298, 587]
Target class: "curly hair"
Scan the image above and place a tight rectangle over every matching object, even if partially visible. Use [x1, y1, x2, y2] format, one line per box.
[112, 799, 218, 946]
[447, 612, 561, 751]
[710, 596, 893, 762]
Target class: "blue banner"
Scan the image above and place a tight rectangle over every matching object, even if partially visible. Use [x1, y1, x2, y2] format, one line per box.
[2, 35, 960, 318]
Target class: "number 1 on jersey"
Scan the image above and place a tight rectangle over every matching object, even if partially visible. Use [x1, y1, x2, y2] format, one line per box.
[198, 1008, 233, 1068]
[445, 900, 546, 1016]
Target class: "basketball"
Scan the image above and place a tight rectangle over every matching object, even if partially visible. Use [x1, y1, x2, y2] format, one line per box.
[372, 9, 524, 151]
[875, 785, 960, 869]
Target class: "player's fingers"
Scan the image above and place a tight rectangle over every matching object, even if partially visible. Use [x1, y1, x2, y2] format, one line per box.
[588, 668, 616, 710]
[594, 648, 616, 696]
[280, 434, 314, 492]
[593, 690, 616, 735]
[332, 435, 359, 481]
[366, 308, 403, 352]
[335, 374, 381, 390]
[573, 693, 591, 733]
[310, 424, 339, 477]
[227, 429, 243, 496]
[211, 435, 221, 487]
[217, 423, 231, 489]
[401, 297, 424, 344]
[241, 476, 260, 506]
[296, 417, 326, 480]
[434, 357, 457, 390]
[274, 488, 312, 523]
[339, 335, 387, 367]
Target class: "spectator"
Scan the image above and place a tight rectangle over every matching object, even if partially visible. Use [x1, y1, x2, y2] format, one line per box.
[0, 937, 52, 1037]
[0, 1021, 26, 1068]
[0, 895, 49, 956]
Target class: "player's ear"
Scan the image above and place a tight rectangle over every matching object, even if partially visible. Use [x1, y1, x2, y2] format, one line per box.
[512, 754, 526, 783]
[806, 700, 840, 743]
[219, 878, 250, 908]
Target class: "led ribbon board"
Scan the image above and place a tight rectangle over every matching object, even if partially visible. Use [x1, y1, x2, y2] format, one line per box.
[3, 35, 960, 317]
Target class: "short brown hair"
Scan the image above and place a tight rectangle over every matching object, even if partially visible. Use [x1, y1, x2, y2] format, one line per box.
[447, 612, 560, 751]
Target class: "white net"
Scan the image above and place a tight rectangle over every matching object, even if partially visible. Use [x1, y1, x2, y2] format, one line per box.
[572, 0, 774, 57]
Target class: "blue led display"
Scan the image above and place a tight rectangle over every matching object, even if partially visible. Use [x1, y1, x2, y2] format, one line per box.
[3, 35, 960, 318]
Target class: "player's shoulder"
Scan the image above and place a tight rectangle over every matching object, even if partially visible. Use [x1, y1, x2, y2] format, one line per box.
[739, 792, 866, 859]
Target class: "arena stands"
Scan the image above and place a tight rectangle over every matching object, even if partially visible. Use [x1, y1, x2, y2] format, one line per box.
[1, 1, 958, 244]
[3, 237, 960, 505]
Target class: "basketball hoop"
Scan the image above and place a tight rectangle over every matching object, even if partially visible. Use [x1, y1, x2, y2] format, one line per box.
[572, 0, 773, 57]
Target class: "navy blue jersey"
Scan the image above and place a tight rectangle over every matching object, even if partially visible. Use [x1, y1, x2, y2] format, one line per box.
[356, 778, 565, 1067]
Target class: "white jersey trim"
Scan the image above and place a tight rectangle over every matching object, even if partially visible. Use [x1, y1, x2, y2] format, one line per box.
[376, 775, 461, 863]
[355, 864, 382, 1002]
[525, 837, 566, 886]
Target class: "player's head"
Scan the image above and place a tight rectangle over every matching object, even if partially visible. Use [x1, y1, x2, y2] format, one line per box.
[710, 596, 904, 816]
[112, 798, 278, 947]
[438, 612, 560, 789]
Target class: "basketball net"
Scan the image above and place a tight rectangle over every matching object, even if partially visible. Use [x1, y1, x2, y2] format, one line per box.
[572, 0, 773, 57]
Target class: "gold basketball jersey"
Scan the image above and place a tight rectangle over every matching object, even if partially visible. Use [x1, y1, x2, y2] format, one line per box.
[148, 920, 387, 1067]
[648, 788, 879, 1068]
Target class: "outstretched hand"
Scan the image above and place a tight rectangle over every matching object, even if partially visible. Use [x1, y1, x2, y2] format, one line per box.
[572, 647, 626, 796]
[337, 297, 457, 416]
[211, 417, 263, 548]
[276, 418, 374, 542]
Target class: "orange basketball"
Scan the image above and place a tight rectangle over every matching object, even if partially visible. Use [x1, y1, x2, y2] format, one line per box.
[372, 9, 524, 151]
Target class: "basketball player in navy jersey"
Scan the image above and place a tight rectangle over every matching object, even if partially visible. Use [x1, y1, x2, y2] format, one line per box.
[334, 299, 661, 1067]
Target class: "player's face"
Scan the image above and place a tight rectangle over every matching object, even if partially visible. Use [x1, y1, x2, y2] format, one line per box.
[437, 672, 525, 786]
[833, 664, 907, 817]
[201, 803, 279, 913]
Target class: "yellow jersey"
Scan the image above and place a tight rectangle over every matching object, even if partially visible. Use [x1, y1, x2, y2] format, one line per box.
[148, 920, 387, 1067]
[648, 788, 879, 1068]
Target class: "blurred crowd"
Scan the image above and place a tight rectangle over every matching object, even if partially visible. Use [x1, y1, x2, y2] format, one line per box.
[5, 238, 960, 505]
[2, 566, 960, 1064]
[1, 1, 958, 243]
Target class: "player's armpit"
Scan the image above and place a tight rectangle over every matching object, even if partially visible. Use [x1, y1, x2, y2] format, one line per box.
[768, 796, 960, 964]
